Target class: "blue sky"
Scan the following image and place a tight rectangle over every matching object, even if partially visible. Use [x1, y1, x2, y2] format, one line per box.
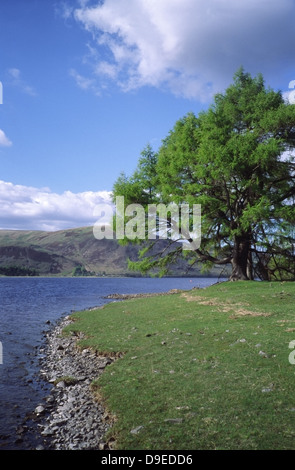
[0, 0, 294, 230]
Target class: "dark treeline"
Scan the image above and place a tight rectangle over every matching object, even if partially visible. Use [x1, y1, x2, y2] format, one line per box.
[0, 265, 39, 276]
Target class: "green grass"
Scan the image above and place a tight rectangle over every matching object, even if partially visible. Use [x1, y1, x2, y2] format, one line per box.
[64, 281, 295, 450]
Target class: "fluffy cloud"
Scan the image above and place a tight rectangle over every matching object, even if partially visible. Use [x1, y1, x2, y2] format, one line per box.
[0, 180, 113, 231]
[71, 0, 295, 100]
[0, 129, 12, 147]
[284, 80, 295, 104]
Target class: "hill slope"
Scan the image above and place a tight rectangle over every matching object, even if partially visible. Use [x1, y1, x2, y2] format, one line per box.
[0, 226, 227, 277]
[0, 227, 140, 276]
[0, 227, 230, 277]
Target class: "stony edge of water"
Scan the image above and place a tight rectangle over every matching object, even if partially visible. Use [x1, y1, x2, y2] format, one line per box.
[30, 315, 115, 450]
[17, 288, 202, 450]
[13, 290, 185, 450]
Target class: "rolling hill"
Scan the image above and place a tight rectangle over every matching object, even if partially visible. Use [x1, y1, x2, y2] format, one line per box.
[0, 226, 229, 277]
[0, 227, 140, 276]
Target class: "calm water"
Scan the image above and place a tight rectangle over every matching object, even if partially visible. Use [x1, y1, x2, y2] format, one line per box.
[0, 276, 222, 450]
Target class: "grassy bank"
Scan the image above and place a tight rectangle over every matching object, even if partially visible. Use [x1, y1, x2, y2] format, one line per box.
[63, 281, 295, 450]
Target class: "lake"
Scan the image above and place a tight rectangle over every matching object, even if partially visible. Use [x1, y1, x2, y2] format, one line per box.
[0, 276, 223, 449]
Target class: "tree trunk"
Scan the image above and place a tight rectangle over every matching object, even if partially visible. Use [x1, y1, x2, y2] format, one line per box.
[230, 236, 251, 281]
[247, 251, 254, 280]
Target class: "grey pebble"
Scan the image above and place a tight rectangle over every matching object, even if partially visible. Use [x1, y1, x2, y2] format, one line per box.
[34, 315, 114, 450]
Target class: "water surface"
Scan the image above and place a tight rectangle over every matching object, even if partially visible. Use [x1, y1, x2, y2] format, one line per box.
[0, 276, 223, 449]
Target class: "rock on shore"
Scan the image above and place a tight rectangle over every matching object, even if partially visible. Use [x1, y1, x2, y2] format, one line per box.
[35, 315, 114, 450]
[104, 289, 184, 300]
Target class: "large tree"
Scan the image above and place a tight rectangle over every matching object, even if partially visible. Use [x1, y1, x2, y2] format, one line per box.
[113, 69, 295, 280]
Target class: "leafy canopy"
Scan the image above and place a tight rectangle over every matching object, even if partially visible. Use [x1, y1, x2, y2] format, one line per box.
[112, 68, 295, 280]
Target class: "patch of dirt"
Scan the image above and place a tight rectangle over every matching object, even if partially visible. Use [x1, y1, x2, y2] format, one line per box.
[180, 292, 270, 318]
[228, 309, 270, 319]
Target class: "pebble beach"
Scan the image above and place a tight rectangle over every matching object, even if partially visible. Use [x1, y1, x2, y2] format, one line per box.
[33, 315, 115, 450]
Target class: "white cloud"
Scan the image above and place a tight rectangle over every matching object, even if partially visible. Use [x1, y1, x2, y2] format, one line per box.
[0, 180, 113, 231]
[69, 68, 94, 90]
[55, 1, 74, 21]
[0, 129, 12, 147]
[283, 80, 295, 104]
[69, 68, 101, 95]
[70, 0, 295, 100]
[8, 68, 37, 97]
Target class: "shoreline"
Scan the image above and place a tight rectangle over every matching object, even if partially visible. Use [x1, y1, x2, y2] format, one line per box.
[32, 290, 184, 449]
[103, 288, 187, 300]
[28, 283, 222, 450]
[34, 291, 180, 450]
[33, 315, 114, 450]
[32, 285, 220, 450]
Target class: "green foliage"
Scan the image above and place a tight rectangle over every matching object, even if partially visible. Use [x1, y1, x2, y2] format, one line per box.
[72, 265, 95, 277]
[112, 144, 159, 207]
[112, 68, 295, 281]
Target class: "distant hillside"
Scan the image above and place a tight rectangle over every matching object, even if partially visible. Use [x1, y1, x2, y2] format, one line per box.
[0, 227, 229, 277]
[0, 227, 137, 276]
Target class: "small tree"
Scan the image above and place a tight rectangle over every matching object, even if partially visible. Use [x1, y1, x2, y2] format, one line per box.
[113, 69, 295, 280]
